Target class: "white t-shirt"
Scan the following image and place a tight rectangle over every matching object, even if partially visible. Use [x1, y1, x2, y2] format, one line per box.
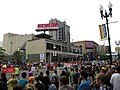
[31, 66, 35, 72]
[110, 73, 120, 90]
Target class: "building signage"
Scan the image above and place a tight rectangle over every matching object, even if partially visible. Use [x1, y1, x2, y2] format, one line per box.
[37, 23, 58, 30]
[85, 41, 94, 48]
[40, 53, 45, 60]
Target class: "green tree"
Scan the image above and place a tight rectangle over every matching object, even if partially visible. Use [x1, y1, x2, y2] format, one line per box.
[13, 50, 23, 63]
[0, 47, 7, 61]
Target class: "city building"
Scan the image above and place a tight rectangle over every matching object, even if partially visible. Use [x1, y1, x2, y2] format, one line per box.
[3, 19, 82, 62]
[72, 41, 99, 60]
[0, 42, 2, 47]
[98, 45, 109, 55]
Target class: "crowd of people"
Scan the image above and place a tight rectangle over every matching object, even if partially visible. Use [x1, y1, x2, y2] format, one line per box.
[0, 60, 120, 90]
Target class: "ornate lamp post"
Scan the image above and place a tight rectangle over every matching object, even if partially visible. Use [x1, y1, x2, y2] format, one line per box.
[99, 2, 113, 65]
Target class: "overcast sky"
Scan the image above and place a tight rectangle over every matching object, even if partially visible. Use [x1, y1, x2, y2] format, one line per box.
[0, 0, 120, 52]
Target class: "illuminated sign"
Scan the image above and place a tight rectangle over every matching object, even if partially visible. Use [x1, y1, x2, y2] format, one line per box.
[37, 23, 58, 30]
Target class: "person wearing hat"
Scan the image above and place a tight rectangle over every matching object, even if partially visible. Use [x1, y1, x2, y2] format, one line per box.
[28, 72, 35, 84]
[100, 67, 106, 74]
[24, 72, 35, 90]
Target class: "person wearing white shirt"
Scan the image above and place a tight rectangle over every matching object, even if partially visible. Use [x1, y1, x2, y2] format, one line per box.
[110, 66, 120, 90]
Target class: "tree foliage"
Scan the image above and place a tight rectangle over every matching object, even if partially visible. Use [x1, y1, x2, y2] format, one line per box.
[13, 50, 23, 62]
[0, 47, 7, 60]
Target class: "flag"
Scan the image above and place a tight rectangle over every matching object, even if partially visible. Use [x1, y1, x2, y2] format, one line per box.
[99, 24, 107, 40]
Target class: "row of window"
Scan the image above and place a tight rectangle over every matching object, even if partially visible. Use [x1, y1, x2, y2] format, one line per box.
[46, 43, 82, 54]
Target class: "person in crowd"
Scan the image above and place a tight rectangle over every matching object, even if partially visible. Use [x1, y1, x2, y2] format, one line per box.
[106, 69, 113, 87]
[77, 70, 91, 90]
[88, 72, 94, 89]
[59, 76, 73, 90]
[50, 70, 59, 90]
[2, 64, 7, 68]
[29, 76, 35, 85]
[15, 66, 20, 77]
[24, 71, 35, 90]
[24, 83, 35, 90]
[35, 66, 39, 77]
[13, 84, 23, 90]
[35, 77, 45, 90]
[53, 63, 57, 70]
[64, 67, 70, 84]
[73, 67, 80, 90]
[46, 70, 50, 77]
[60, 70, 66, 76]
[28, 72, 35, 84]
[100, 67, 106, 74]
[47, 63, 51, 70]
[96, 73, 111, 90]
[70, 67, 74, 87]
[18, 72, 29, 89]
[7, 73, 18, 90]
[38, 71, 44, 83]
[43, 75, 57, 90]
[31, 64, 36, 74]
[48, 80, 57, 90]
[79, 65, 85, 72]
[110, 66, 120, 90]
[42, 75, 50, 90]
[0, 72, 7, 84]
[0, 81, 8, 90]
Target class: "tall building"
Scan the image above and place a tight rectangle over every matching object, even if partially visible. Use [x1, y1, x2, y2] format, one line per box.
[49, 19, 70, 42]
[36, 18, 70, 52]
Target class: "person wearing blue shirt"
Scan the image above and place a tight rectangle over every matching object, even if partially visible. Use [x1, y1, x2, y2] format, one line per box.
[18, 72, 28, 89]
[77, 70, 91, 90]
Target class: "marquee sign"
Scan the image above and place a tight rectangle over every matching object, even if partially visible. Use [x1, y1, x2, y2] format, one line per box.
[37, 23, 58, 31]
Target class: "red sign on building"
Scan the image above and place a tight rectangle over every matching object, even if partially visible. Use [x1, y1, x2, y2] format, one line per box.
[37, 23, 58, 30]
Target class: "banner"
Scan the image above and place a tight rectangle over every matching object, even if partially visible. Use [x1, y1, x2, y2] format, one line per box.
[99, 24, 107, 40]
[37, 23, 58, 30]
[2, 67, 15, 73]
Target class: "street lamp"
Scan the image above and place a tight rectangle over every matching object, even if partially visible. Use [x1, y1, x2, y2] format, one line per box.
[99, 2, 113, 65]
[115, 40, 120, 60]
